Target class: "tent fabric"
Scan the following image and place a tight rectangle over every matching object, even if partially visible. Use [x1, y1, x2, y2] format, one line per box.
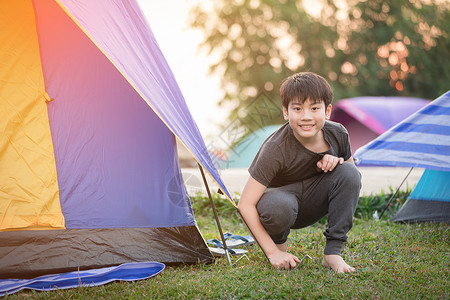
[224, 125, 281, 168]
[0, 261, 165, 296]
[390, 170, 450, 223]
[1, 0, 226, 278]
[0, 226, 211, 279]
[354, 91, 450, 172]
[0, 0, 65, 231]
[56, 0, 231, 200]
[34, 0, 195, 229]
[353, 92, 450, 224]
[330, 97, 429, 153]
[408, 169, 450, 203]
[390, 199, 450, 223]
[333, 97, 429, 135]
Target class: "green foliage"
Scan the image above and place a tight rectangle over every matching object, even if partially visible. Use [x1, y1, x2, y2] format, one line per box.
[190, 192, 243, 238]
[190, 187, 412, 238]
[189, 0, 450, 131]
[190, 191, 239, 218]
[343, 0, 450, 99]
[355, 188, 411, 220]
[190, 188, 410, 222]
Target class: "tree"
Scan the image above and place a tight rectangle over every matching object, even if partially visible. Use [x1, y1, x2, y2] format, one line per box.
[342, 0, 449, 98]
[189, 0, 449, 132]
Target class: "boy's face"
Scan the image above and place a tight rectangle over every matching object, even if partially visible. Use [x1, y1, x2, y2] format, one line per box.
[283, 98, 332, 144]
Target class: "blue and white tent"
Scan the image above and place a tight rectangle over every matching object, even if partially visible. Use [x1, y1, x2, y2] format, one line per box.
[354, 91, 450, 223]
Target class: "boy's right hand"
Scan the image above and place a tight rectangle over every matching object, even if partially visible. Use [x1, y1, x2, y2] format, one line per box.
[268, 250, 301, 270]
[317, 154, 344, 172]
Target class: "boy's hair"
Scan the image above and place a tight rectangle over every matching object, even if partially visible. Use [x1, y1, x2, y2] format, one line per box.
[280, 72, 333, 108]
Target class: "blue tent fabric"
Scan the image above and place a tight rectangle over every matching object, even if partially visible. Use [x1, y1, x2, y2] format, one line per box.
[0, 261, 164, 296]
[225, 125, 281, 168]
[354, 91, 450, 171]
[354, 91, 450, 223]
[409, 169, 450, 202]
[390, 169, 450, 223]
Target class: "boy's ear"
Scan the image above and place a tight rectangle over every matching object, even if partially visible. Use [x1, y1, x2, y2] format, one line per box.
[282, 106, 289, 120]
[325, 104, 332, 120]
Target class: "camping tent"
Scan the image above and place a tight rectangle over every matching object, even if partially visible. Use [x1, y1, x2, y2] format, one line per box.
[330, 97, 429, 153]
[0, 0, 233, 279]
[224, 125, 281, 168]
[354, 91, 450, 223]
[390, 169, 450, 223]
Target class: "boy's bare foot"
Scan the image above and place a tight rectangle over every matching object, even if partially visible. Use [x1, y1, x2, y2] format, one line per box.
[322, 254, 355, 273]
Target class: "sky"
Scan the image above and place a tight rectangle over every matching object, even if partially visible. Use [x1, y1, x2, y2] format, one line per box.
[136, 0, 227, 140]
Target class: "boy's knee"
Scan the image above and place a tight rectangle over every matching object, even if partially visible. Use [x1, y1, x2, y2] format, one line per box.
[257, 190, 297, 233]
[337, 162, 361, 189]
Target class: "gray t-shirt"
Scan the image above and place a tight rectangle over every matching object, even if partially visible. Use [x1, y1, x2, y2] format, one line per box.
[249, 121, 352, 187]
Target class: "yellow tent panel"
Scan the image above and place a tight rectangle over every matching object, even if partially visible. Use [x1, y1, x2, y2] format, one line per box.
[0, 0, 64, 230]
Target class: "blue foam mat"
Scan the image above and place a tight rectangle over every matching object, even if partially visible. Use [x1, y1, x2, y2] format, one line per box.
[0, 261, 165, 296]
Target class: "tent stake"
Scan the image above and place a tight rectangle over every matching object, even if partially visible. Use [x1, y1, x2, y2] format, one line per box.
[379, 167, 414, 219]
[198, 164, 232, 264]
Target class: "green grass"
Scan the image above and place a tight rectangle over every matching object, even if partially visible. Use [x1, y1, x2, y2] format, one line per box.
[6, 192, 450, 299]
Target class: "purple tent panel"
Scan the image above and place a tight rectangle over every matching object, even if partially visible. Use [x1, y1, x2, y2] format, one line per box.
[331, 97, 429, 153]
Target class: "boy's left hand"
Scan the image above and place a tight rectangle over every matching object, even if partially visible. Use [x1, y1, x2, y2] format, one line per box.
[317, 154, 344, 172]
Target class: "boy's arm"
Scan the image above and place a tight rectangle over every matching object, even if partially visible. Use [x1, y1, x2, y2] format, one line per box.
[238, 176, 301, 270]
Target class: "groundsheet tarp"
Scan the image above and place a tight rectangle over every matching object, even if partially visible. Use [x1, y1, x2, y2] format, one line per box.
[0, 261, 164, 296]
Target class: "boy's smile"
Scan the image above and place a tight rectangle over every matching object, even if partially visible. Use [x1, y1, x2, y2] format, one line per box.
[283, 98, 332, 146]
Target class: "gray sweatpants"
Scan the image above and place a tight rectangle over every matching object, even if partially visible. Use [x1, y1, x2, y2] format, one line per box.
[256, 162, 361, 255]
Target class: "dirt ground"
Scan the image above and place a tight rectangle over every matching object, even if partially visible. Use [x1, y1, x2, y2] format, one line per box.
[181, 166, 424, 197]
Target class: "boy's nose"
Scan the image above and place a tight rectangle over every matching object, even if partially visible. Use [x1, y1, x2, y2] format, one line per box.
[300, 111, 312, 119]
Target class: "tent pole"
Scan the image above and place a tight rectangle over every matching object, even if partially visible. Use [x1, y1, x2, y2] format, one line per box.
[236, 208, 271, 264]
[197, 164, 232, 264]
[379, 167, 414, 219]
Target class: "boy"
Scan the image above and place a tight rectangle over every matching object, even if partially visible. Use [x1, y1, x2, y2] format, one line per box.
[238, 72, 361, 273]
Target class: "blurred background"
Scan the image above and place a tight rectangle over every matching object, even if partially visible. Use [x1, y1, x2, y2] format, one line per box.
[138, 0, 449, 173]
